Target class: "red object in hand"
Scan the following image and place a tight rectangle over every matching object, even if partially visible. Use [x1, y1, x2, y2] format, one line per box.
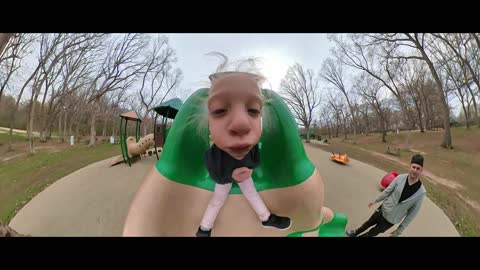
[381, 172, 398, 189]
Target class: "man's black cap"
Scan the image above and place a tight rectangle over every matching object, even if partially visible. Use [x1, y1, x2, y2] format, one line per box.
[411, 154, 424, 167]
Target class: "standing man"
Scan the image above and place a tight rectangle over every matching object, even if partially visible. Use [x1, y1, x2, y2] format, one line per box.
[347, 154, 426, 237]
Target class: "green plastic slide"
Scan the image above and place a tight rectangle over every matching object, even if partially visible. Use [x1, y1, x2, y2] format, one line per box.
[155, 88, 315, 194]
[155, 88, 347, 236]
[287, 212, 348, 237]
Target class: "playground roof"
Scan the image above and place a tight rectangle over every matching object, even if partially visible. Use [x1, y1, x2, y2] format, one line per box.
[120, 111, 142, 122]
[153, 98, 183, 119]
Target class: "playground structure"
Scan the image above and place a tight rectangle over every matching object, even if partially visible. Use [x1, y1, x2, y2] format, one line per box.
[124, 88, 348, 237]
[152, 98, 183, 160]
[112, 99, 183, 167]
[330, 152, 349, 165]
[110, 111, 158, 167]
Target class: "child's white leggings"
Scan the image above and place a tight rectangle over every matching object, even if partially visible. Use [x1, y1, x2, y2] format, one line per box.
[200, 177, 271, 230]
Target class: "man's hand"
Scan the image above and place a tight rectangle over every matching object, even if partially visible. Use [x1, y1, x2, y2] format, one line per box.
[232, 167, 253, 182]
[368, 201, 375, 208]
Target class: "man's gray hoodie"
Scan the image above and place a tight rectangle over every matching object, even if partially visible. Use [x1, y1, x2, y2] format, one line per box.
[374, 173, 426, 236]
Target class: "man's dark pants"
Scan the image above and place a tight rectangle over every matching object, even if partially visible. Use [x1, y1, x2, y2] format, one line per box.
[355, 206, 394, 237]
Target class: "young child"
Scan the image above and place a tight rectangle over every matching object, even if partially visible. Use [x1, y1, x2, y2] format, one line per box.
[196, 58, 291, 237]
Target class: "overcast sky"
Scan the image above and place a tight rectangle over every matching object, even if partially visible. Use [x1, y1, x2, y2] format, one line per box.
[166, 34, 335, 93]
[7, 33, 461, 116]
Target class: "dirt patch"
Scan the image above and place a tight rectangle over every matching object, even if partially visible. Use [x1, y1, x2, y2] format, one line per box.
[311, 138, 479, 236]
[2, 153, 27, 162]
[456, 192, 480, 213]
[360, 147, 480, 218]
[409, 148, 427, 155]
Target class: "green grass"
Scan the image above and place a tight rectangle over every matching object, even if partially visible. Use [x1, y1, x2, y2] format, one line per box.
[0, 132, 28, 145]
[347, 128, 480, 205]
[0, 143, 120, 224]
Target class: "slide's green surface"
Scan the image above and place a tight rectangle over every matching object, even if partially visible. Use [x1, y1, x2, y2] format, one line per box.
[155, 88, 315, 194]
[287, 212, 348, 237]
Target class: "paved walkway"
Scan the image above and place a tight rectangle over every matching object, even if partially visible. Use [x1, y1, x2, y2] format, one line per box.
[10, 145, 459, 236]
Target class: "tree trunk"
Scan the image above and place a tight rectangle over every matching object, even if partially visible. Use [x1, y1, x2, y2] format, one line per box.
[352, 120, 357, 140]
[419, 86, 432, 131]
[75, 121, 80, 139]
[380, 114, 387, 143]
[63, 111, 67, 142]
[397, 98, 415, 130]
[111, 114, 116, 137]
[466, 85, 479, 128]
[38, 94, 50, 143]
[88, 108, 97, 147]
[422, 101, 430, 131]
[365, 114, 370, 135]
[102, 118, 107, 137]
[461, 101, 470, 129]
[59, 112, 62, 139]
[335, 114, 339, 138]
[28, 100, 37, 154]
[410, 34, 452, 148]
[441, 110, 452, 148]
[381, 123, 387, 143]
[414, 101, 424, 133]
[39, 129, 48, 142]
[7, 54, 42, 151]
[305, 125, 311, 143]
[46, 118, 55, 140]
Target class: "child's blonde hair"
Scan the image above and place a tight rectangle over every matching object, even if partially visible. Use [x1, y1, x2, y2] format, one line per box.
[206, 52, 266, 88]
[181, 52, 273, 142]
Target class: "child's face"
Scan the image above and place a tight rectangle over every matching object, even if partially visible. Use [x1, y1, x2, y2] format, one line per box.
[208, 73, 262, 160]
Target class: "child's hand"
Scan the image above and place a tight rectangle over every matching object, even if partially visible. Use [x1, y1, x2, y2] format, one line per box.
[232, 167, 253, 182]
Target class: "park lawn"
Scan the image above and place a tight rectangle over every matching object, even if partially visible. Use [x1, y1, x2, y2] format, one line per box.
[0, 132, 28, 145]
[312, 127, 480, 236]
[0, 143, 120, 224]
[346, 128, 480, 204]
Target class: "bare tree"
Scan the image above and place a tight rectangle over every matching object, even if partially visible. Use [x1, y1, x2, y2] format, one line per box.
[86, 34, 147, 146]
[6, 35, 43, 151]
[37, 34, 101, 142]
[396, 59, 429, 132]
[320, 57, 358, 140]
[357, 103, 371, 135]
[138, 36, 182, 136]
[433, 33, 480, 128]
[0, 34, 34, 102]
[436, 50, 473, 128]
[319, 106, 334, 139]
[354, 73, 389, 143]
[25, 34, 101, 153]
[329, 34, 418, 131]
[27, 34, 68, 153]
[0, 33, 14, 58]
[325, 89, 348, 140]
[280, 63, 321, 143]
[362, 33, 454, 148]
[2, 34, 35, 151]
